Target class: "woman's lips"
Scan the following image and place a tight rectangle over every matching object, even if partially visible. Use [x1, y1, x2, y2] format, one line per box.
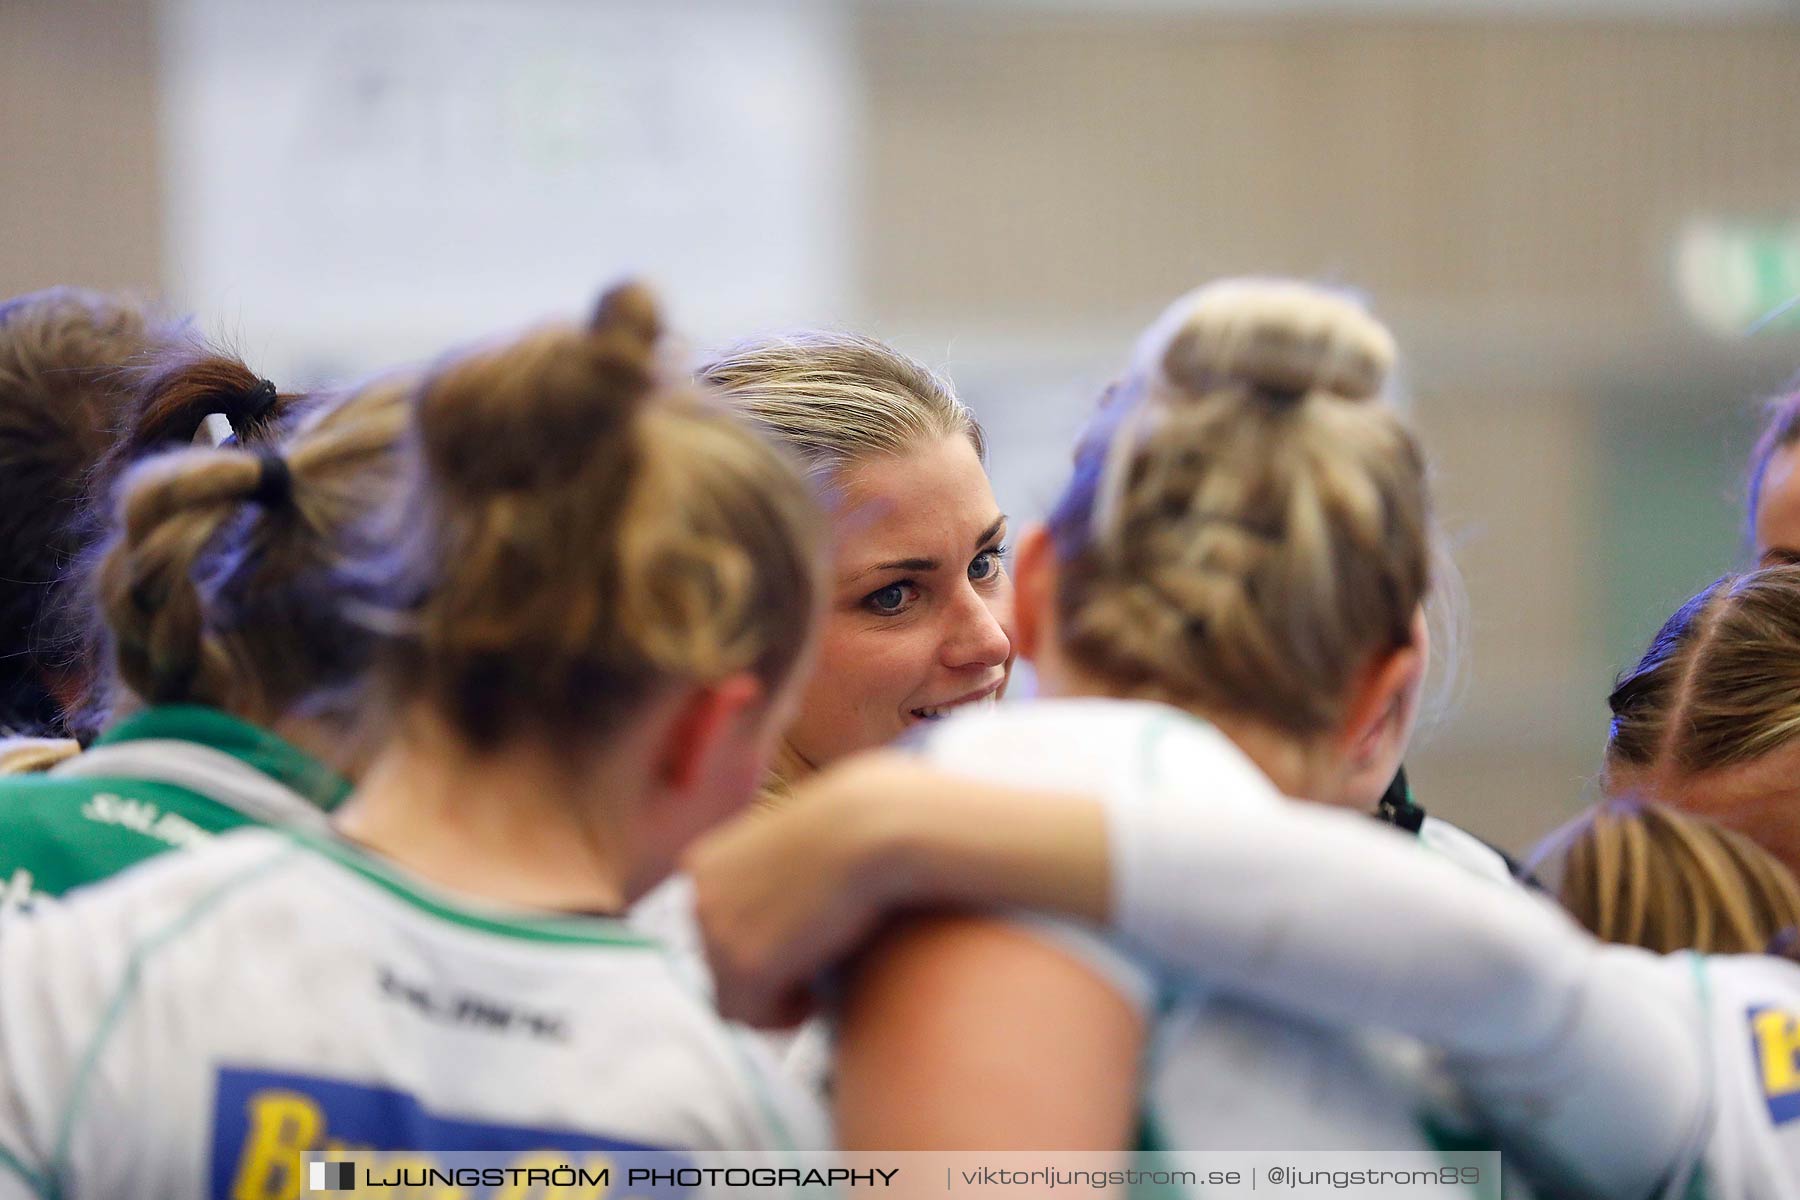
[908, 680, 1004, 721]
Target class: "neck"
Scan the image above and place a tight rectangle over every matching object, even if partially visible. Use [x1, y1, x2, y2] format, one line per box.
[271, 712, 377, 782]
[762, 740, 817, 808]
[332, 709, 640, 914]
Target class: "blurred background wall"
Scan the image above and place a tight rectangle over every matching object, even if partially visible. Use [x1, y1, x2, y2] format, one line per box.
[4, 0, 1799, 854]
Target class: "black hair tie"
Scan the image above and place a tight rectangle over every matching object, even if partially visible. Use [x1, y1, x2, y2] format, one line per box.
[219, 379, 281, 446]
[247, 379, 279, 419]
[248, 450, 293, 509]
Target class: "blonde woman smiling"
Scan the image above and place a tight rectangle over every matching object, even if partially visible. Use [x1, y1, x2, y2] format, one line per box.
[701, 334, 1015, 798]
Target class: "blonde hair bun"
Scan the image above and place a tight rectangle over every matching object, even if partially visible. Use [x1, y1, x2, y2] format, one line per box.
[587, 280, 663, 356]
[420, 279, 667, 498]
[1135, 278, 1396, 404]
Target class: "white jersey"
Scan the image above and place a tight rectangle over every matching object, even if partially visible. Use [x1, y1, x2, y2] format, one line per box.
[1680, 953, 1800, 1199]
[911, 699, 1471, 1162]
[629, 875, 831, 1098]
[1418, 815, 1519, 886]
[1089, 723, 1763, 1198]
[0, 827, 826, 1200]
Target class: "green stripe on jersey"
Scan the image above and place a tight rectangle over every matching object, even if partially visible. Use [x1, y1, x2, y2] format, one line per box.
[288, 831, 661, 949]
[0, 1141, 51, 1198]
[0, 705, 350, 909]
[0, 779, 254, 907]
[93, 706, 351, 810]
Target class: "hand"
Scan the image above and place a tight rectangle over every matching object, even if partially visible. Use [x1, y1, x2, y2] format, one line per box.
[684, 752, 938, 1028]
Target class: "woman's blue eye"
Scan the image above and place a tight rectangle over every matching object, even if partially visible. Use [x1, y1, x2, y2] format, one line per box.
[867, 584, 909, 614]
[969, 547, 1005, 582]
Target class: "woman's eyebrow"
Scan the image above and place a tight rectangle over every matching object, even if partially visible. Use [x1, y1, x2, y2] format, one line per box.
[846, 517, 1009, 584]
[849, 556, 937, 583]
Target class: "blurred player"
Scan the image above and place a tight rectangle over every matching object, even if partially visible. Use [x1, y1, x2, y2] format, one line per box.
[0, 346, 354, 914]
[0, 288, 286, 743]
[1748, 384, 1800, 566]
[1599, 565, 1800, 882]
[0, 283, 830, 1198]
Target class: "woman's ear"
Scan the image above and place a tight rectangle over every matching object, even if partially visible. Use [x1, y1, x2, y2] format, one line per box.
[656, 673, 765, 792]
[1011, 523, 1056, 664]
[1338, 627, 1427, 809]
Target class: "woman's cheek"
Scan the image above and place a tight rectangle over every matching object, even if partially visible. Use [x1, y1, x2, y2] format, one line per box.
[841, 626, 929, 723]
[796, 624, 899, 750]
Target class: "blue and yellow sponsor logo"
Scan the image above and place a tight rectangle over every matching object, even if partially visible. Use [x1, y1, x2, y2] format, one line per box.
[1749, 1007, 1800, 1124]
[211, 1066, 686, 1200]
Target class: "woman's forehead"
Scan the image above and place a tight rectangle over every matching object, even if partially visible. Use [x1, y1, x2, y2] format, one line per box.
[1614, 740, 1800, 816]
[829, 438, 1002, 571]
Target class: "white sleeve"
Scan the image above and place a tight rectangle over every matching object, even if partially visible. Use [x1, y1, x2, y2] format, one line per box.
[1110, 791, 1708, 1200]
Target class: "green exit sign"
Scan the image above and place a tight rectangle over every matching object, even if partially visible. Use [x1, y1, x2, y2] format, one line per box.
[1675, 218, 1800, 337]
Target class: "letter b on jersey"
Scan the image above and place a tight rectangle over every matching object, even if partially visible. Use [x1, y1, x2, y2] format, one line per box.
[1752, 1007, 1800, 1124]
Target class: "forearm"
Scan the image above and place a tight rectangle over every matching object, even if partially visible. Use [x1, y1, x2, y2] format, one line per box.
[853, 776, 1594, 1056]
[849, 769, 1683, 1064]
[687, 759, 1114, 1029]
[1115, 788, 1596, 1052]
[1113, 792, 1706, 1197]
[1447, 946, 1707, 1200]
[869, 784, 1108, 925]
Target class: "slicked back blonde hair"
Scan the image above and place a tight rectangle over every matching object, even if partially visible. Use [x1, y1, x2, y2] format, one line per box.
[697, 331, 984, 485]
[1046, 278, 1431, 737]
[1553, 801, 1800, 955]
[1605, 565, 1800, 779]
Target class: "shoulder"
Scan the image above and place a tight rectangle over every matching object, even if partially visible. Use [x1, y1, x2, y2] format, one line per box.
[915, 698, 1282, 814]
[1417, 815, 1524, 887]
[0, 774, 254, 912]
[1001, 911, 1168, 1016]
[3, 827, 302, 952]
[918, 697, 1195, 764]
[628, 873, 714, 997]
[0, 829, 305, 1160]
[0, 770, 212, 815]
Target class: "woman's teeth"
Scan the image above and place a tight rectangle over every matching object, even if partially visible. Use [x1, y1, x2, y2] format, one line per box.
[910, 695, 998, 721]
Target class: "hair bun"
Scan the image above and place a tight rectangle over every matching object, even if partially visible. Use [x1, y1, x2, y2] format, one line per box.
[121, 348, 289, 459]
[588, 280, 663, 350]
[418, 279, 671, 496]
[1135, 278, 1396, 404]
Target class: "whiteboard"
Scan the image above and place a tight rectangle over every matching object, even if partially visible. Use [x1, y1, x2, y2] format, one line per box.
[157, 0, 856, 385]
